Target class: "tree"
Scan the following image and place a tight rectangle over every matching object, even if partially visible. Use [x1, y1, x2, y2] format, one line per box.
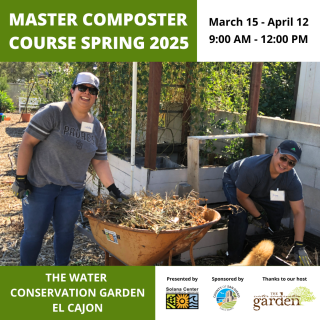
[259, 62, 297, 119]
[0, 76, 9, 91]
[0, 62, 37, 83]
[288, 286, 316, 305]
[30, 62, 77, 104]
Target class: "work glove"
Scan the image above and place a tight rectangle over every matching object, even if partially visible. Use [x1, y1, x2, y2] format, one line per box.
[12, 175, 32, 199]
[107, 183, 129, 203]
[252, 214, 268, 229]
[287, 241, 311, 266]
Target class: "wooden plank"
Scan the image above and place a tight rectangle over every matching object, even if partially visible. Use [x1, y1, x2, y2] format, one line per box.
[112, 179, 143, 194]
[199, 179, 223, 193]
[147, 182, 182, 197]
[187, 138, 200, 193]
[199, 166, 226, 180]
[149, 169, 187, 184]
[252, 136, 267, 155]
[86, 172, 143, 195]
[140, 167, 149, 190]
[108, 153, 147, 183]
[188, 133, 268, 141]
[108, 154, 132, 174]
[180, 228, 228, 261]
[109, 166, 142, 187]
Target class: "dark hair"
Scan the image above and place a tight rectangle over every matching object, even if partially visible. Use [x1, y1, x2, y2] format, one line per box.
[69, 86, 76, 102]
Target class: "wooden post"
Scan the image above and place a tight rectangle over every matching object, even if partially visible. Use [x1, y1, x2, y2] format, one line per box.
[187, 138, 200, 193]
[245, 62, 263, 155]
[144, 62, 162, 170]
[245, 62, 263, 133]
[252, 136, 267, 155]
[181, 62, 192, 144]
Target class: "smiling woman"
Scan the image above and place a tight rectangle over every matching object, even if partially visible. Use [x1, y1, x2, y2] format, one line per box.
[12, 72, 128, 266]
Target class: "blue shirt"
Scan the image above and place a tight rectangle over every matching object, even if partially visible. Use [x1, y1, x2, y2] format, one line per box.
[222, 154, 303, 201]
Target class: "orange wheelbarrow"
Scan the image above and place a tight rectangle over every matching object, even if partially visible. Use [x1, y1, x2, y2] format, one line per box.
[84, 207, 221, 266]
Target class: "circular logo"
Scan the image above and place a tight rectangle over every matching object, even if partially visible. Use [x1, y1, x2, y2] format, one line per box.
[215, 288, 238, 311]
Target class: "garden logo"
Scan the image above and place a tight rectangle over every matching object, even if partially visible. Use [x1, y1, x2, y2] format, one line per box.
[253, 287, 316, 311]
[166, 293, 199, 309]
[214, 285, 240, 311]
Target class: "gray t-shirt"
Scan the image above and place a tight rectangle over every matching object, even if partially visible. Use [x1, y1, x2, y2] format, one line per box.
[26, 102, 108, 189]
[222, 154, 303, 201]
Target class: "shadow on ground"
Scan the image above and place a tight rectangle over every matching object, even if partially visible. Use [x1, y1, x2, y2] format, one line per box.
[5, 127, 25, 138]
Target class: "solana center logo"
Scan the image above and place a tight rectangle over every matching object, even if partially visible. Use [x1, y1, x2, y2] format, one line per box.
[166, 293, 199, 309]
[214, 286, 240, 311]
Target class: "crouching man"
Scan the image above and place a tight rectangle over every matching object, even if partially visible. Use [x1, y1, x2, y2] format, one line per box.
[222, 140, 311, 266]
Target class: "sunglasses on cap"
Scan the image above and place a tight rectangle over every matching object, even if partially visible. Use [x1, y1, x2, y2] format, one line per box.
[77, 84, 98, 95]
[279, 154, 297, 167]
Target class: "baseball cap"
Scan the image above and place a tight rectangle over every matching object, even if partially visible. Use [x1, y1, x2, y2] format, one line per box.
[278, 140, 302, 161]
[72, 72, 99, 90]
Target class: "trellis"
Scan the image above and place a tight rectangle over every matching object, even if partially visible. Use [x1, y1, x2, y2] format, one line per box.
[77, 62, 262, 169]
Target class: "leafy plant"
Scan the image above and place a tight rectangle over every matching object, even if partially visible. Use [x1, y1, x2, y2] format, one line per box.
[259, 62, 297, 119]
[0, 91, 15, 112]
[0, 76, 9, 92]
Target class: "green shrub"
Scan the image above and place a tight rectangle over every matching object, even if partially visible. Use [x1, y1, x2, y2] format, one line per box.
[0, 76, 9, 92]
[259, 62, 297, 119]
[0, 91, 15, 112]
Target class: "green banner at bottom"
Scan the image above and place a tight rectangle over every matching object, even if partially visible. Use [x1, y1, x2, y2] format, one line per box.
[0, 266, 155, 319]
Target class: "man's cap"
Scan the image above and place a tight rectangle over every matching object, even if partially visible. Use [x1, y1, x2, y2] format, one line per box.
[72, 72, 99, 91]
[278, 140, 302, 161]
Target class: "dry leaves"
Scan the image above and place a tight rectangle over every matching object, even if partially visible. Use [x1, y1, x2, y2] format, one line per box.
[83, 190, 213, 233]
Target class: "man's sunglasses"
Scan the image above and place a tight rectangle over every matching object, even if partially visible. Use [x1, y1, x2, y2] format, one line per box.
[77, 85, 98, 95]
[279, 154, 296, 167]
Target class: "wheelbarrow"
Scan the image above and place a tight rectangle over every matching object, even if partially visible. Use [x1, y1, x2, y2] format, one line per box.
[84, 207, 221, 266]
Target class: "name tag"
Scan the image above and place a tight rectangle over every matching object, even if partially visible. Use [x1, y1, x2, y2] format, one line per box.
[270, 189, 285, 201]
[81, 122, 94, 133]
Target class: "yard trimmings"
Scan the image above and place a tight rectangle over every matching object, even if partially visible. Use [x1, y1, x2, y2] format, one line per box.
[83, 190, 227, 233]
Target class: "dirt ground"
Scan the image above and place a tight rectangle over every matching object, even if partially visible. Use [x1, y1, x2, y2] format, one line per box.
[0, 113, 105, 266]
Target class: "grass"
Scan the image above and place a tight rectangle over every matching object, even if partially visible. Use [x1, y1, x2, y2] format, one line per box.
[221, 301, 237, 309]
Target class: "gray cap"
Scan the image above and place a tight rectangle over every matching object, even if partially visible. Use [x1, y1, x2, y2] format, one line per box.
[72, 72, 99, 90]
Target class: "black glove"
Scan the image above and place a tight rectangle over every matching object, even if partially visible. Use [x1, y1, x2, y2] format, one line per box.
[12, 175, 32, 199]
[287, 241, 311, 266]
[107, 183, 129, 202]
[252, 214, 268, 229]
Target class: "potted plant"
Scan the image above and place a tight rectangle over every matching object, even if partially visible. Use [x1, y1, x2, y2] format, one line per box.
[21, 81, 35, 122]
